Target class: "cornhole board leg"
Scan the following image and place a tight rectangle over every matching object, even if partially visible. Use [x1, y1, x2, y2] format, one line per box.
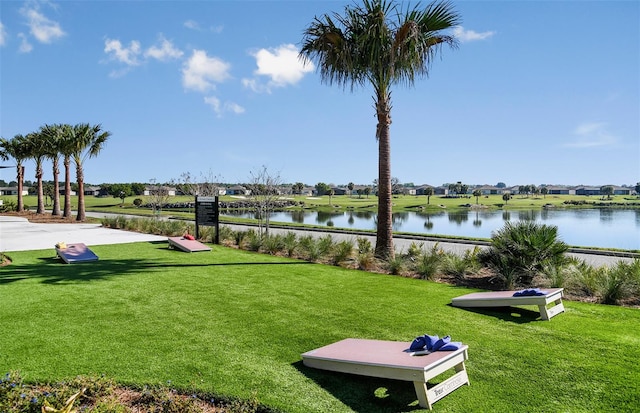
[415, 361, 469, 409]
[539, 298, 565, 320]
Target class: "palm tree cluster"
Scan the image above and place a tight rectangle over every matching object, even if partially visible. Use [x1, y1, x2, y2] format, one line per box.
[0, 123, 111, 221]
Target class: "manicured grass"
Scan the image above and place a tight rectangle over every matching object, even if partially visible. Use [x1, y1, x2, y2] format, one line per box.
[1, 243, 639, 412]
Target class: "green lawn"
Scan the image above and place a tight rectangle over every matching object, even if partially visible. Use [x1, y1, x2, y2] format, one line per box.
[1, 243, 639, 412]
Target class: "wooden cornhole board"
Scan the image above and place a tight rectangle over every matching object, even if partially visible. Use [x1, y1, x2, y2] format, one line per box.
[167, 237, 211, 252]
[55, 243, 99, 264]
[302, 338, 469, 410]
[451, 287, 565, 321]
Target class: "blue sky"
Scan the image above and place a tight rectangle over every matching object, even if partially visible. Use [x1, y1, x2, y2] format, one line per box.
[1, 0, 638, 188]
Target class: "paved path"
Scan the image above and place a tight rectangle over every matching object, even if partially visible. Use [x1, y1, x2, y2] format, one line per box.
[0, 215, 167, 252]
[1, 212, 634, 267]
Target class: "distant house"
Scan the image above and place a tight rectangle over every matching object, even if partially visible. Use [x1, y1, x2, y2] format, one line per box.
[415, 185, 435, 196]
[575, 186, 600, 196]
[613, 186, 631, 195]
[143, 186, 176, 196]
[0, 186, 29, 196]
[433, 186, 449, 196]
[84, 186, 101, 196]
[545, 186, 573, 195]
[226, 185, 249, 196]
[58, 188, 77, 196]
[331, 187, 347, 195]
[475, 185, 504, 195]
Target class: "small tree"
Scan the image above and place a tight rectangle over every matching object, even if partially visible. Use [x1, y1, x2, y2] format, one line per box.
[502, 193, 511, 205]
[347, 182, 354, 198]
[364, 186, 371, 198]
[147, 179, 171, 216]
[328, 188, 335, 206]
[473, 189, 481, 204]
[248, 166, 282, 237]
[541, 187, 548, 199]
[600, 185, 614, 200]
[424, 186, 434, 205]
[635, 182, 640, 197]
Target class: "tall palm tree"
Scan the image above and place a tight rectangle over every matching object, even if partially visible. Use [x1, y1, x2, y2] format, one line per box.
[0, 134, 30, 212]
[300, 0, 460, 259]
[24, 131, 50, 214]
[40, 124, 65, 216]
[69, 123, 111, 221]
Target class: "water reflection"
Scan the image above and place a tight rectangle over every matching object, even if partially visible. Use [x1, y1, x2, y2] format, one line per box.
[221, 208, 640, 250]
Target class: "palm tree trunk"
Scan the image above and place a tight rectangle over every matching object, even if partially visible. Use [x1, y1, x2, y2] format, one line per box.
[63, 156, 72, 217]
[51, 157, 61, 216]
[76, 161, 85, 221]
[16, 164, 24, 212]
[374, 92, 394, 259]
[36, 161, 45, 214]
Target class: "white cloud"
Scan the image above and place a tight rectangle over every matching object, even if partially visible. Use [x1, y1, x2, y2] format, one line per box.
[0, 22, 6, 46]
[182, 50, 231, 92]
[18, 33, 32, 53]
[204, 96, 245, 117]
[564, 122, 618, 148]
[184, 19, 223, 33]
[184, 20, 200, 30]
[104, 38, 142, 66]
[243, 44, 314, 93]
[20, 5, 65, 44]
[145, 35, 183, 61]
[452, 26, 495, 43]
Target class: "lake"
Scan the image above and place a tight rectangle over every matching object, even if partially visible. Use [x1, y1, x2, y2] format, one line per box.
[222, 208, 640, 250]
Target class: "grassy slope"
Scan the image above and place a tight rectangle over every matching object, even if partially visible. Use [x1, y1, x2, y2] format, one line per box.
[1, 243, 639, 412]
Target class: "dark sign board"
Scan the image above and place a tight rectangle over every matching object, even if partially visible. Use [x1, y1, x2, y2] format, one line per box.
[196, 196, 217, 226]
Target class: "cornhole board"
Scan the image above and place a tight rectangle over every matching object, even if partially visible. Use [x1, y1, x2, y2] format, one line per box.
[55, 243, 99, 264]
[451, 287, 565, 321]
[167, 237, 211, 252]
[302, 338, 469, 410]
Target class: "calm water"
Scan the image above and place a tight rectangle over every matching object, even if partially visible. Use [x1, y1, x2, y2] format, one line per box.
[222, 208, 640, 250]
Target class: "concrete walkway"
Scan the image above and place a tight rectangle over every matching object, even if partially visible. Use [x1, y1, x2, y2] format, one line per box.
[0, 215, 167, 252]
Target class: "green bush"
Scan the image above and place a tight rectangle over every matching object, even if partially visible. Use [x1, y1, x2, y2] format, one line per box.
[332, 239, 354, 266]
[414, 244, 444, 280]
[478, 220, 569, 288]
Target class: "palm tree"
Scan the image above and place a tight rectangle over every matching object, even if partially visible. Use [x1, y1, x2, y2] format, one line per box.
[0, 134, 30, 212]
[69, 123, 111, 221]
[24, 131, 50, 214]
[424, 186, 434, 205]
[40, 124, 66, 216]
[300, 0, 460, 258]
[473, 189, 481, 204]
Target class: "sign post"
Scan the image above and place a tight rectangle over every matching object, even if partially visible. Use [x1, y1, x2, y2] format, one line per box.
[195, 196, 219, 243]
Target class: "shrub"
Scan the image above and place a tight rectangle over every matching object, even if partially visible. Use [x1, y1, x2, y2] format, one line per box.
[298, 235, 321, 262]
[245, 230, 262, 252]
[133, 198, 143, 207]
[332, 239, 354, 266]
[478, 220, 569, 288]
[356, 237, 372, 254]
[317, 235, 334, 257]
[415, 244, 444, 280]
[262, 234, 285, 255]
[595, 260, 639, 304]
[406, 242, 423, 259]
[387, 255, 405, 275]
[282, 232, 298, 257]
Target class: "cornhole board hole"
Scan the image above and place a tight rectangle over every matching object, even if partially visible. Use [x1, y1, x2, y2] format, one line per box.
[167, 237, 211, 252]
[451, 287, 565, 321]
[56, 243, 99, 264]
[302, 338, 469, 410]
